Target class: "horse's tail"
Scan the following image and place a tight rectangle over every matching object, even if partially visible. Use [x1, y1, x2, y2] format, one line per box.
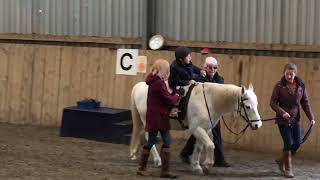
[129, 83, 143, 160]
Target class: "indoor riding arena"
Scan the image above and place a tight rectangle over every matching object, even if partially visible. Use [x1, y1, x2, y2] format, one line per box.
[0, 0, 320, 180]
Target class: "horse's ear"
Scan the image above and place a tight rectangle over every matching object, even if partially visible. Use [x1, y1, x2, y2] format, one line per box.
[248, 83, 254, 91]
[241, 87, 245, 95]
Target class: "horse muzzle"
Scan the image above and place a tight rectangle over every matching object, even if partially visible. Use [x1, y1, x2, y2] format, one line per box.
[251, 120, 262, 130]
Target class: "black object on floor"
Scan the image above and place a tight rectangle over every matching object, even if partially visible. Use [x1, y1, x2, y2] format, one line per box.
[60, 106, 132, 145]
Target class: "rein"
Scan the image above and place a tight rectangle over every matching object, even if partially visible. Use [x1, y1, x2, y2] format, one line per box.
[301, 123, 314, 144]
[260, 117, 281, 122]
[258, 116, 314, 145]
[252, 116, 313, 145]
[202, 83, 251, 144]
[202, 83, 215, 129]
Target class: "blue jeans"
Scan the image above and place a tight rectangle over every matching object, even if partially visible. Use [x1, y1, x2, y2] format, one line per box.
[278, 123, 301, 153]
[144, 130, 172, 150]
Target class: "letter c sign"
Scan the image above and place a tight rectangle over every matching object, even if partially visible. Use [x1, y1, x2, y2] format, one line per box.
[116, 49, 138, 75]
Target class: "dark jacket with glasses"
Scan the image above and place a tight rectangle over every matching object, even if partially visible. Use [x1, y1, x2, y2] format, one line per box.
[180, 72, 228, 165]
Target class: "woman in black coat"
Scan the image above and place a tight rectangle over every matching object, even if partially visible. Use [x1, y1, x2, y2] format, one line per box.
[179, 57, 231, 167]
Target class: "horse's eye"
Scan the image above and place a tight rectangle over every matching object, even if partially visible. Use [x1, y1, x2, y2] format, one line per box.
[245, 105, 251, 109]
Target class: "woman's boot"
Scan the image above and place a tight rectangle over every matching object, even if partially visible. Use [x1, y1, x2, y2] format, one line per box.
[137, 148, 151, 176]
[284, 151, 294, 178]
[160, 147, 178, 178]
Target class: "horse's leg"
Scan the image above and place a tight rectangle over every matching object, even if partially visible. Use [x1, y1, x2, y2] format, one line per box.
[130, 129, 144, 160]
[190, 134, 204, 175]
[144, 132, 162, 167]
[191, 127, 214, 175]
[130, 113, 146, 160]
[201, 129, 215, 172]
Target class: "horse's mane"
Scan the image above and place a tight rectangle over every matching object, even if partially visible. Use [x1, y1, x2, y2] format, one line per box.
[208, 83, 241, 97]
[198, 83, 242, 114]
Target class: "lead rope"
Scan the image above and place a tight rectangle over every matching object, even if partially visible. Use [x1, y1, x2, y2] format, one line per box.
[202, 83, 215, 129]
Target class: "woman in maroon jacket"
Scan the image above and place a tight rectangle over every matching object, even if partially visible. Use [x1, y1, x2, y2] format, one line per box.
[137, 59, 180, 178]
[270, 63, 315, 178]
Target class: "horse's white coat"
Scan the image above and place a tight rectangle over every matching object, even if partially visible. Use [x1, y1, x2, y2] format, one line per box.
[129, 82, 262, 174]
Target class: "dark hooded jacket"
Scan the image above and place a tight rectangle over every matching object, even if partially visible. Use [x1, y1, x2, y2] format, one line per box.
[270, 76, 314, 125]
[145, 74, 180, 132]
[194, 72, 224, 84]
[168, 47, 201, 89]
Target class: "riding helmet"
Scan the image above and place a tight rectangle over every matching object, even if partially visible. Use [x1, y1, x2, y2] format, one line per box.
[175, 47, 191, 60]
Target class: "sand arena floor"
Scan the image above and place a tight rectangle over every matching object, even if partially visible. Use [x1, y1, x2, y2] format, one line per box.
[0, 123, 319, 180]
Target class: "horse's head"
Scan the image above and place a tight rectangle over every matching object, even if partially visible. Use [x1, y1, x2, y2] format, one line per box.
[239, 84, 262, 130]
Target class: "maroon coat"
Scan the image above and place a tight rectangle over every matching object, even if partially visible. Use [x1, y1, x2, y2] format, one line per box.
[145, 74, 180, 132]
[270, 76, 314, 125]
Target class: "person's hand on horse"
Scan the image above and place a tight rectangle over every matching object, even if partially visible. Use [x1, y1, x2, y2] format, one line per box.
[189, 80, 196, 85]
[200, 70, 206, 77]
[175, 95, 182, 105]
[169, 107, 180, 118]
[176, 88, 185, 96]
[311, 119, 315, 125]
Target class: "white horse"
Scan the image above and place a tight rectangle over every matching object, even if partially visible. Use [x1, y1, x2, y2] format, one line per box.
[129, 82, 262, 175]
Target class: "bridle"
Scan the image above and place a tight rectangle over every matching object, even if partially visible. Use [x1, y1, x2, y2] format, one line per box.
[237, 96, 261, 129]
[202, 83, 260, 129]
[202, 83, 261, 143]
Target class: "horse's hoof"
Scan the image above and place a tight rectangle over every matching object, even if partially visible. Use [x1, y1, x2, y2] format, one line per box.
[154, 160, 162, 167]
[202, 166, 209, 175]
[130, 155, 136, 160]
[192, 169, 204, 176]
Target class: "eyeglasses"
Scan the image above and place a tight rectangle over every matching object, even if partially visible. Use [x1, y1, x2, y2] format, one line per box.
[207, 66, 218, 70]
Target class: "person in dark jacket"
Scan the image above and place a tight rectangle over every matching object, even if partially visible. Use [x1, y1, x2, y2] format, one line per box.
[137, 59, 180, 178]
[270, 63, 315, 178]
[179, 57, 231, 167]
[168, 47, 205, 121]
[168, 47, 204, 90]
